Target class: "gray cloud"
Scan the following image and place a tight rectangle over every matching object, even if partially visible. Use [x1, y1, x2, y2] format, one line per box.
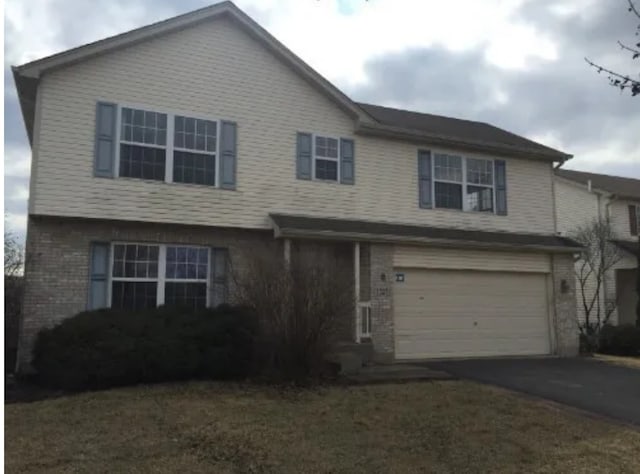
[347, 1, 640, 178]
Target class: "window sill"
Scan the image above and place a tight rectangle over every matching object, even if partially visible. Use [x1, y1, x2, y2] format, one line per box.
[421, 206, 498, 216]
[106, 176, 236, 191]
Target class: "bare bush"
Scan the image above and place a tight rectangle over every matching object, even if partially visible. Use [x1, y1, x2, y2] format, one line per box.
[232, 244, 354, 383]
[571, 217, 623, 345]
[5, 229, 25, 373]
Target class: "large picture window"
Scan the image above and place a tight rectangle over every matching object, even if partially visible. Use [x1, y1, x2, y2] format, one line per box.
[110, 243, 210, 310]
[433, 153, 494, 212]
[117, 106, 219, 186]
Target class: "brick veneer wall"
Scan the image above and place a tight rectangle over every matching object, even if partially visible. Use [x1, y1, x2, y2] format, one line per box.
[552, 253, 579, 356]
[17, 216, 278, 372]
[369, 243, 395, 362]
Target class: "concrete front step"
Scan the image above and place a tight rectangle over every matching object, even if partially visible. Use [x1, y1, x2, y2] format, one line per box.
[326, 341, 374, 375]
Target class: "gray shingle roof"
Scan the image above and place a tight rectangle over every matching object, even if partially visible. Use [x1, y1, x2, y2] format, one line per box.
[270, 214, 581, 251]
[611, 240, 639, 257]
[555, 169, 640, 201]
[357, 103, 569, 159]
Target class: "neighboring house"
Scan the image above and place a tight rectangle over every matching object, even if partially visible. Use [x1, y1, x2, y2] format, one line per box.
[12, 1, 581, 373]
[554, 169, 639, 327]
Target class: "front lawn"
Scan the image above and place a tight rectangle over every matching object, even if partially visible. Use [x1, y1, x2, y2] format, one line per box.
[595, 353, 640, 369]
[6, 381, 640, 473]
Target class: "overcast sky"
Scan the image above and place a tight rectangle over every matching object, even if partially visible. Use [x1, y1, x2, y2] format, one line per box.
[4, 0, 640, 240]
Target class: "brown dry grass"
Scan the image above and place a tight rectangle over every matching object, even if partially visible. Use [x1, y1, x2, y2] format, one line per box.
[595, 353, 640, 370]
[5, 380, 640, 473]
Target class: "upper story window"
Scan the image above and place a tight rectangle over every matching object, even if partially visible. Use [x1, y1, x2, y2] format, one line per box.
[119, 108, 168, 181]
[295, 132, 354, 185]
[173, 116, 217, 186]
[418, 150, 506, 215]
[433, 153, 494, 212]
[118, 107, 217, 186]
[93, 101, 238, 189]
[314, 136, 339, 181]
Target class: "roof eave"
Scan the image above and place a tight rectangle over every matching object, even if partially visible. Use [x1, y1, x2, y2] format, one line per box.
[12, 67, 37, 147]
[355, 121, 572, 162]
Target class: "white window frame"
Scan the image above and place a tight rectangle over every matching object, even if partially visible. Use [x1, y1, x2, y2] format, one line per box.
[114, 103, 221, 187]
[108, 242, 211, 308]
[432, 151, 497, 213]
[312, 134, 340, 182]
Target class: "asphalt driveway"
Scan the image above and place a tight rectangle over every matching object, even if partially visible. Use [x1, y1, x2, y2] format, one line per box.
[427, 357, 640, 426]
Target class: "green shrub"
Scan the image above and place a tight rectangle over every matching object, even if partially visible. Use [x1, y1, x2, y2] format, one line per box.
[598, 324, 640, 356]
[33, 305, 257, 390]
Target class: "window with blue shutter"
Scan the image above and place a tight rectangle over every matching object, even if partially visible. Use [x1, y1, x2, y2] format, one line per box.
[94, 102, 117, 177]
[495, 159, 507, 215]
[210, 248, 229, 308]
[88, 242, 110, 309]
[219, 121, 237, 189]
[340, 138, 355, 185]
[296, 132, 313, 180]
[418, 150, 433, 209]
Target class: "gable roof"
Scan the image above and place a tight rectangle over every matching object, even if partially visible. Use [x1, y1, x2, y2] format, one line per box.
[12, 1, 570, 163]
[12, 1, 365, 145]
[555, 168, 640, 201]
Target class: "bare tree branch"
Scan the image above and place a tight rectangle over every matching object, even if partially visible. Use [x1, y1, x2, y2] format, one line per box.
[618, 40, 640, 56]
[572, 217, 623, 342]
[628, 0, 640, 20]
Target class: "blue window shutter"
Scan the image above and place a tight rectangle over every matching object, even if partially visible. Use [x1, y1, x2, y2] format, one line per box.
[495, 159, 507, 215]
[94, 102, 117, 177]
[210, 248, 228, 307]
[296, 132, 312, 180]
[340, 138, 355, 185]
[418, 150, 432, 209]
[88, 242, 110, 310]
[220, 121, 237, 190]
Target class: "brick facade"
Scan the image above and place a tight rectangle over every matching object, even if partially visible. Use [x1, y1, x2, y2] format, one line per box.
[18, 216, 580, 372]
[17, 216, 279, 372]
[369, 244, 395, 362]
[551, 253, 580, 356]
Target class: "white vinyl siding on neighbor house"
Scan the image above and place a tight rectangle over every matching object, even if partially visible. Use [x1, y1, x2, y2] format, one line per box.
[609, 200, 640, 240]
[554, 178, 638, 325]
[554, 178, 601, 236]
[32, 16, 556, 235]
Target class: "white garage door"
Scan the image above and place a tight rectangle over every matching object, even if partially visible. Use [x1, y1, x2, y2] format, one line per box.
[394, 269, 551, 359]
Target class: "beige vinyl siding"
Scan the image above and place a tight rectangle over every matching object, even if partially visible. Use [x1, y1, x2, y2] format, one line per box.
[394, 269, 551, 359]
[33, 17, 556, 234]
[394, 246, 551, 273]
[607, 252, 638, 324]
[608, 200, 639, 240]
[554, 178, 600, 235]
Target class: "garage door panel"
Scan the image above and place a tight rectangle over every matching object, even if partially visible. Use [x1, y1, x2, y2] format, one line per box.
[396, 336, 549, 359]
[394, 316, 548, 333]
[394, 268, 550, 359]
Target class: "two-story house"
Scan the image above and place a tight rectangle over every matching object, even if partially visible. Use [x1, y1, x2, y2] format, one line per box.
[554, 169, 639, 327]
[13, 1, 581, 373]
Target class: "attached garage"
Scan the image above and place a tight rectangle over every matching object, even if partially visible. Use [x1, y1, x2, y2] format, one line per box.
[393, 246, 552, 359]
